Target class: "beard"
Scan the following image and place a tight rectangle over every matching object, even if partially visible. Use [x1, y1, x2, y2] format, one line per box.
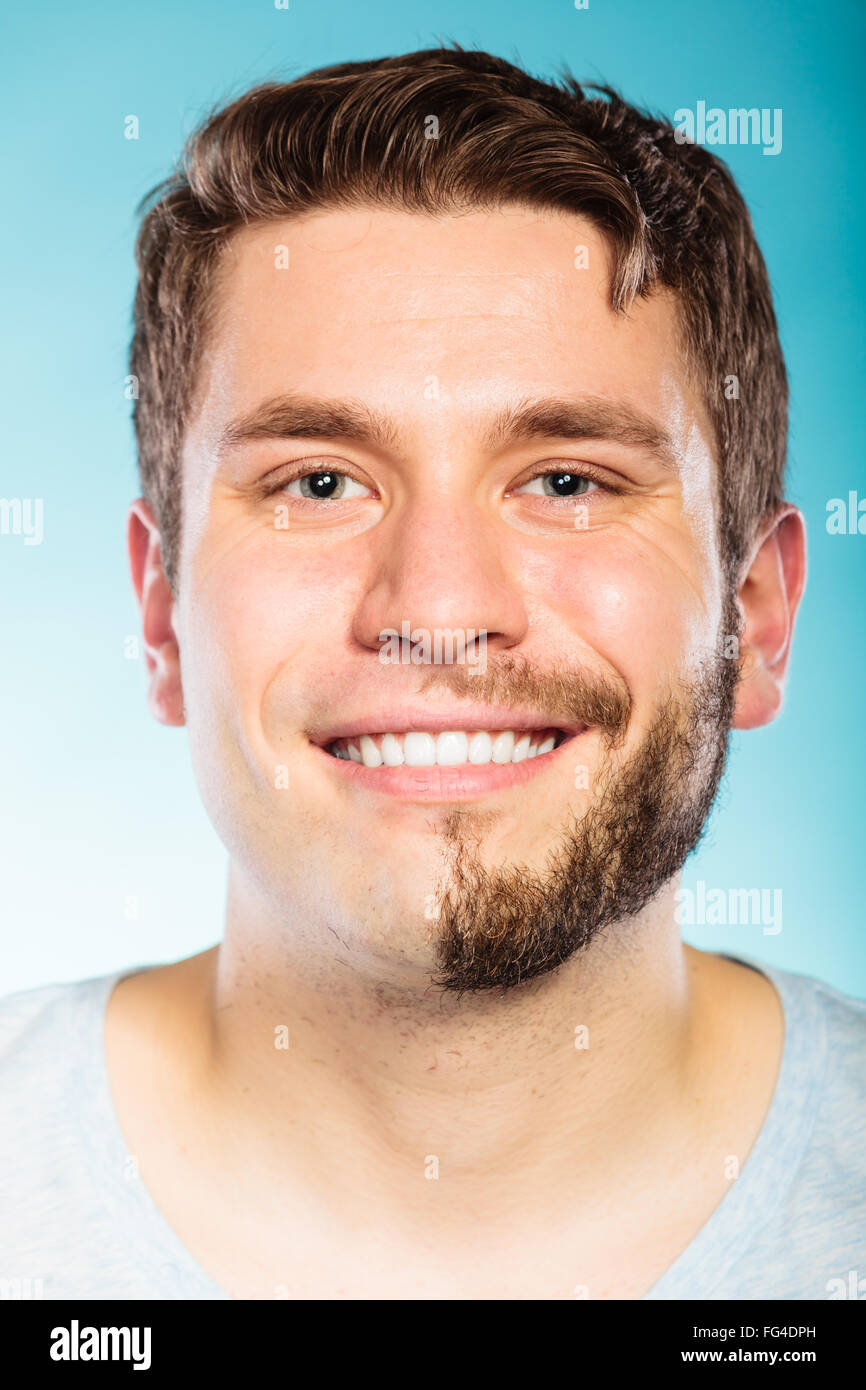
[425, 592, 742, 995]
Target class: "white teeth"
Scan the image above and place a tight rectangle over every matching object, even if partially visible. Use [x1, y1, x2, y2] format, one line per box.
[468, 731, 493, 764]
[512, 734, 531, 763]
[490, 731, 516, 764]
[403, 731, 437, 766]
[381, 733, 404, 766]
[327, 728, 565, 767]
[436, 730, 469, 765]
[359, 735, 382, 768]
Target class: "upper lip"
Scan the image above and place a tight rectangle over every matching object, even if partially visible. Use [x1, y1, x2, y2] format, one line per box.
[308, 707, 589, 746]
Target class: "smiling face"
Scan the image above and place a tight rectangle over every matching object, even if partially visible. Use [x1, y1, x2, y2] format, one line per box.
[168, 205, 733, 986]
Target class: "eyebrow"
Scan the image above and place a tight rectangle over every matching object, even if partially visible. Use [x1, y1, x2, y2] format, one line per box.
[215, 392, 678, 470]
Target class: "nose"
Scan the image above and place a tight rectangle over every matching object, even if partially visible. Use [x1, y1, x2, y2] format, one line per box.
[352, 493, 529, 662]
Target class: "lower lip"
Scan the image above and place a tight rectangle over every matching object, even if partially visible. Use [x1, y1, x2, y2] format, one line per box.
[311, 734, 585, 801]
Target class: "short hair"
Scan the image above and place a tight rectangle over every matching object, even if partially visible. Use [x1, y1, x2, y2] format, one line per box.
[130, 43, 787, 592]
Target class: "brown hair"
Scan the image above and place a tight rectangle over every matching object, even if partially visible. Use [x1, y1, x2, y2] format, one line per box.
[130, 43, 787, 592]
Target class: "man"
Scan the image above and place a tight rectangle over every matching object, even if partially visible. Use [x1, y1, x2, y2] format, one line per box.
[1, 44, 863, 1301]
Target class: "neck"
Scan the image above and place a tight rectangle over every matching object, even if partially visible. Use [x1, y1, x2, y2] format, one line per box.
[198, 871, 702, 1190]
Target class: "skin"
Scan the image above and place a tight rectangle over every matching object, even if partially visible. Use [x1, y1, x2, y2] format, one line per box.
[119, 207, 807, 1298]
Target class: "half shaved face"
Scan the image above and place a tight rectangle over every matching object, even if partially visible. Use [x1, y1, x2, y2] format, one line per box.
[170, 206, 731, 993]
[431, 592, 741, 992]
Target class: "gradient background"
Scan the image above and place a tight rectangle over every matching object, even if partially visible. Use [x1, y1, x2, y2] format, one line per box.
[1, 0, 863, 995]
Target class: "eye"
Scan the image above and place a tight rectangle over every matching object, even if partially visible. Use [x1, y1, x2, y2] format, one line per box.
[284, 469, 372, 501]
[515, 471, 600, 498]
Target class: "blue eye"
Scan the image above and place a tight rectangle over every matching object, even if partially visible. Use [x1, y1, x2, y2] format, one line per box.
[518, 472, 598, 498]
[285, 471, 371, 500]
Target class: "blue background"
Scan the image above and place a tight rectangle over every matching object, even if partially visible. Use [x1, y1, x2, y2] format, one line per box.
[1, 0, 863, 994]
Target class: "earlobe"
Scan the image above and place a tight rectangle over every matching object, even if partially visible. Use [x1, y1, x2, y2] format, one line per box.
[732, 506, 807, 731]
[127, 499, 186, 728]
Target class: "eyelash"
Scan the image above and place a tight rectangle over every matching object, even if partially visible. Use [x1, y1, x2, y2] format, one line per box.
[261, 465, 365, 500]
[261, 462, 622, 500]
[512, 463, 621, 501]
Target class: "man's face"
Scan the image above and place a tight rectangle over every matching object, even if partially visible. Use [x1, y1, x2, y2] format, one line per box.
[175, 206, 729, 988]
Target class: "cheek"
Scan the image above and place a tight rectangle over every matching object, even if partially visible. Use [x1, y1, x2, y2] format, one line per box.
[181, 556, 296, 742]
[525, 534, 715, 694]
[183, 542, 368, 757]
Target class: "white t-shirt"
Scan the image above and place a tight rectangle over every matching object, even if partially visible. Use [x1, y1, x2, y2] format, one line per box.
[0, 953, 864, 1300]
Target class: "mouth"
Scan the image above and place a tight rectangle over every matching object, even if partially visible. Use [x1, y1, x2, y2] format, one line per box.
[324, 727, 569, 767]
[308, 720, 588, 802]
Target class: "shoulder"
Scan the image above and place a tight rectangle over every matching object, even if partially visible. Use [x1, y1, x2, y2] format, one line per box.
[722, 950, 866, 1048]
[0, 972, 122, 1139]
[716, 952, 866, 1164]
[0, 971, 154, 1298]
[749, 958, 866, 1175]
[763, 960, 866, 1063]
[0, 971, 119, 1062]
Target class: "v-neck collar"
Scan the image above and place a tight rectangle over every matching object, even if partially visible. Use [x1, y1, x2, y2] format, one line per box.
[75, 951, 825, 1301]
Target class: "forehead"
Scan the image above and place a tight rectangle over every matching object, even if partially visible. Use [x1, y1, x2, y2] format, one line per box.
[189, 206, 709, 458]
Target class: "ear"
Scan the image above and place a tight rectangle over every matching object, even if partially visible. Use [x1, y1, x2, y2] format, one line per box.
[128, 499, 185, 727]
[732, 505, 807, 731]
